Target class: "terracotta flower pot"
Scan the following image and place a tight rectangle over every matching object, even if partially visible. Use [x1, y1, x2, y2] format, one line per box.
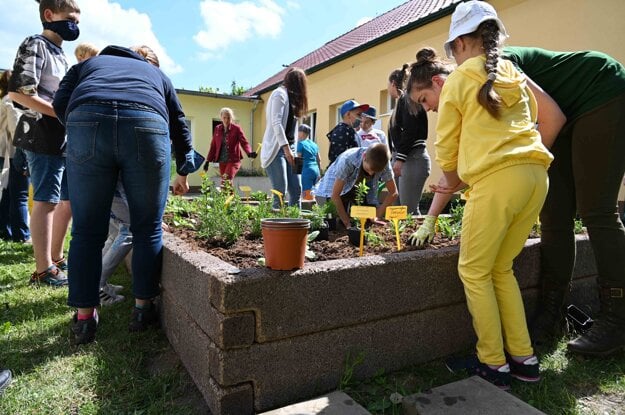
[261, 218, 310, 270]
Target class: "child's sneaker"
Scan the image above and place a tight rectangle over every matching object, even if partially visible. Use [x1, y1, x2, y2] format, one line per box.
[105, 283, 124, 294]
[445, 355, 511, 390]
[30, 265, 68, 287]
[71, 311, 99, 345]
[507, 355, 540, 382]
[129, 303, 159, 332]
[99, 286, 125, 306]
[53, 257, 68, 272]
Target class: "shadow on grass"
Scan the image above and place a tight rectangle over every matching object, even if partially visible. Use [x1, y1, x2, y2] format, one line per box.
[0, 241, 33, 265]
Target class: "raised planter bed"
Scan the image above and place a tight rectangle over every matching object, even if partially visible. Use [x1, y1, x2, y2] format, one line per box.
[159, 234, 597, 415]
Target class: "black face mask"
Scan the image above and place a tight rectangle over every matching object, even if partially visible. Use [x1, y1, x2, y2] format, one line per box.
[43, 20, 80, 41]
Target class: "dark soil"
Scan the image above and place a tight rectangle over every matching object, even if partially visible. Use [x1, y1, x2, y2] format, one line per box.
[164, 215, 460, 269]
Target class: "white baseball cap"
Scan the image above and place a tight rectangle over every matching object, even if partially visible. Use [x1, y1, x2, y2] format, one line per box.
[444, 1, 508, 58]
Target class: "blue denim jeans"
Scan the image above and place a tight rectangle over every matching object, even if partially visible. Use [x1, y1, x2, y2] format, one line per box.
[100, 192, 133, 288]
[265, 147, 301, 209]
[24, 150, 68, 203]
[65, 102, 170, 308]
[0, 155, 30, 242]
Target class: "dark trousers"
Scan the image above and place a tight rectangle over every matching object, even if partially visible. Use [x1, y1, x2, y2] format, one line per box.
[0, 155, 30, 242]
[539, 93, 625, 289]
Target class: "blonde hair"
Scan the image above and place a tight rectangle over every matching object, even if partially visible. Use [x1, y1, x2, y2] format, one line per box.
[74, 43, 99, 62]
[220, 107, 235, 121]
[130, 45, 160, 68]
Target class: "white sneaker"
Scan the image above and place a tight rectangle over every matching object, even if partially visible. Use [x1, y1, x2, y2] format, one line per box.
[99, 287, 125, 306]
[103, 283, 124, 294]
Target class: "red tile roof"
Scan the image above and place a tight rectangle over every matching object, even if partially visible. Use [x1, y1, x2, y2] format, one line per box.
[244, 0, 462, 96]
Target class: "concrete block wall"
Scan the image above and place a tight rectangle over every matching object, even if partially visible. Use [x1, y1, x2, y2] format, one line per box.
[160, 234, 597, 414]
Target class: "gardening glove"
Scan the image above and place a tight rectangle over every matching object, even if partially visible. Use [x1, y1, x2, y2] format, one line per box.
[203, 161, 209, 172]
[409, 215, 436, 247]
[247, 151, 257, 159]
[178, 149, 205, 176]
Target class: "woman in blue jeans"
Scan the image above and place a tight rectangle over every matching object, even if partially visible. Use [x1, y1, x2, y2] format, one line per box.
[53, 45, 203, 344]
[260, 67, 308, 209]
[0, 70, 30, 243]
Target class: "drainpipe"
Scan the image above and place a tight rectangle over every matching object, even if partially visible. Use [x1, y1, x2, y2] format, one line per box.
[250, 98, 260, 171]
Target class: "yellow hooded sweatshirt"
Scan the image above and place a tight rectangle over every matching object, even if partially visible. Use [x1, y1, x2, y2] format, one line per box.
[435, 55, 553, 186]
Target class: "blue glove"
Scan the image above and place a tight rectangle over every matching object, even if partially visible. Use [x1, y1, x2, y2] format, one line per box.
[178, 149, 205, 175]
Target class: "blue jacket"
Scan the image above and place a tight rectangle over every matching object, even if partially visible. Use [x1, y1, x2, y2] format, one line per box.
[53, 45, 193, 173]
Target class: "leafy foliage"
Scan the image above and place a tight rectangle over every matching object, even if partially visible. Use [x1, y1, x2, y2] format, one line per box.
[436, 200, 464, 240]
[354, 179, 370, 206]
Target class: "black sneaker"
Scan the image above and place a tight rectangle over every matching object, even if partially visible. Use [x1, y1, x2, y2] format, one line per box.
[507, 355, 540, 382]
[129, 304, 159, 332]
[71, 311, 98, 345]
[445, 355, 511, 390]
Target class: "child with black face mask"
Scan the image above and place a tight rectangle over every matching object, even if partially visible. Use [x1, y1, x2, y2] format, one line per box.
[8, 0, 81, 287]
[326, 100, 369, 167]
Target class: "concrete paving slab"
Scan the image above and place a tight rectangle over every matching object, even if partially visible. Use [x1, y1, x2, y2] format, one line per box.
[403, 376, 545, 415]
[259, 391, 370, 415]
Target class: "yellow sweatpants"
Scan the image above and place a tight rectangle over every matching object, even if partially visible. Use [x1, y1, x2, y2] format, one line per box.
[459, 163, 548, 366]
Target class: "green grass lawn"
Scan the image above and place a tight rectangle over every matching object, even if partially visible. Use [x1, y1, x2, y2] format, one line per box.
[1, 238, 624, 414]
[0, 239, 206, 414]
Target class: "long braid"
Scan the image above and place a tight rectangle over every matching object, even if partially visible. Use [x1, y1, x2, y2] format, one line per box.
[476, 20, 503, 118]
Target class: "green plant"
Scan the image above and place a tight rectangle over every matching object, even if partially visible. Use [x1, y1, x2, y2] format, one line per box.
[437, 200, 464, 240]
[365, 229, 386, 247]
[236, 167, 266, 177]
[354, 179, 370, 207]
[250, 190, 269, 202]
[321, 200, 338, 219]
[304, 204, 326, 231]
[305, 231, 319, 260]
[574, 217, 585, 234]
[195, 176, 247, 245]
[165, 196, 197, 229]
[339, 350, 366, 390]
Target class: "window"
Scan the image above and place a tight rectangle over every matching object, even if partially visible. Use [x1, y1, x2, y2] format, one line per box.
[300, 111, 317, 142]
[380, 89, 397, 114]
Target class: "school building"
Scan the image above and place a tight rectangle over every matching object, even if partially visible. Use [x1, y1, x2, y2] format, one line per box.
[179, 0, 625, 204]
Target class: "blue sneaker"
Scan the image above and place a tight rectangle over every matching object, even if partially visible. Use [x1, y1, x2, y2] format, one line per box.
[445, 355, 511, 390]
[507, 355, 540, 382]
[30, 265, 68, 287]
[53, 257, 68, 272]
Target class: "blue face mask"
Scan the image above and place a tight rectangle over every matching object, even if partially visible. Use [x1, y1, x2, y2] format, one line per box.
[43, 20, 80, 41]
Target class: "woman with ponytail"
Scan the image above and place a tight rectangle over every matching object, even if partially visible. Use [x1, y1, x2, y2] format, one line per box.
[387, 63, 429, 215]
[405, 1, 564, 390]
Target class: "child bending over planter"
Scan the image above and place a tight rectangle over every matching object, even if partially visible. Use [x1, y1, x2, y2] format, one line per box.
[314, 143, 397, 229]
[405, 0, 564, 390]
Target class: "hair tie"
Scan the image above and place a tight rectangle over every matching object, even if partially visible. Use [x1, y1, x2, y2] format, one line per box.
[487, 72, 497, 81]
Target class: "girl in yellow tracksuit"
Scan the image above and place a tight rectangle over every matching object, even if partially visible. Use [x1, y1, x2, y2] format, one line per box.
[405, 1, 564, 389]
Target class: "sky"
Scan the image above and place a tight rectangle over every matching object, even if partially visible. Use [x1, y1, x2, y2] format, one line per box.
[0, 0, 407, 93]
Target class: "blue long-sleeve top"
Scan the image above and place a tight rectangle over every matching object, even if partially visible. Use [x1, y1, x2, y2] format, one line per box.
[53, 45, 192, 174]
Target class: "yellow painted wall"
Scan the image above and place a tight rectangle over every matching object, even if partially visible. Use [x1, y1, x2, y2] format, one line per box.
[177, 91, 259, 187]
[252, 0, 625, 200]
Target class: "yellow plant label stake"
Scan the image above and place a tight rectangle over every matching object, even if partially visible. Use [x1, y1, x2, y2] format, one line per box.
[350, 206, 376, 257]
[239, 185, 252, 199]
[385, 206, 408, 251]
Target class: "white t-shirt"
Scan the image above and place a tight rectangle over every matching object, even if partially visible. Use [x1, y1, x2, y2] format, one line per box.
[356, 127, 388, 149]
